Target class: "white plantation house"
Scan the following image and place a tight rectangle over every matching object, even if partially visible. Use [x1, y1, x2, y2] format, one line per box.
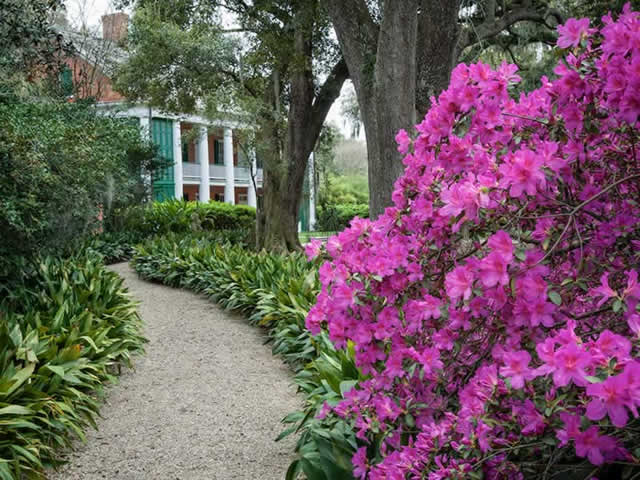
[62, 12, 316, 229]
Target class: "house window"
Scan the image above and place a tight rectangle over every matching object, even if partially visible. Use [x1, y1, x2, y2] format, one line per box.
[183, 192, 189, 201]
[237, 193, 248, 205]
[214, 192, 224, 202]
[59, 66, 73, 97]
[214, 140, 224, 165]
[182, 142, 189, 163]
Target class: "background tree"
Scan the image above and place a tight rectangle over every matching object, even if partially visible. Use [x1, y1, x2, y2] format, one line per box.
[324, 0, 568, 218]
[0, 0, 156, 277]
[117, 0, 349, 251]
[0, 0, 70, 83]
[340, 84, 362, 139]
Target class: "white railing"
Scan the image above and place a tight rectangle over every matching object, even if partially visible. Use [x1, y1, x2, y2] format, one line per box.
[182, 162, 263, 184]
[183, 162, 200, 179]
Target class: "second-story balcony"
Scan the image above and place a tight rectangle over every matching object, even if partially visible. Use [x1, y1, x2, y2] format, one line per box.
[182, 162, 264, 185]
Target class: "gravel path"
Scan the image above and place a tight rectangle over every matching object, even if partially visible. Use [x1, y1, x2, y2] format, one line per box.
[49, 263, 299, 480]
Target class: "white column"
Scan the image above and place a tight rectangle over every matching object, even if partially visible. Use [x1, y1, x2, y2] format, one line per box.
[223, 127, 235, 204]
[308, 151, 316, 231]
[173, 120, 183, 200]
[139, 116, 150, 138]
[198, 125, 210, 203]
[247, 147, 258, 208]
[139, 115, 152, 200]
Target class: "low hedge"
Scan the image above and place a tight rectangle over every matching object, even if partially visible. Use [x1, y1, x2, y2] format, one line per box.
[131, 234, 361, 479]
[111, 200, 256, 238]
[0, 255, 146, 479]
[315, 204, 368, 232]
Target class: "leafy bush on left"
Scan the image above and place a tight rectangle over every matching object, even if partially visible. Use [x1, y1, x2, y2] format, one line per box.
[0, 255, 146, 479]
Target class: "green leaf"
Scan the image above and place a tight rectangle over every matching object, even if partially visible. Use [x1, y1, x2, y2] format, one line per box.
[4, 363, 35, 396]
[285, 460, 301, 480]
[0, 405, 33, 416]
[548, 291, 562, 306]
[613, 299, 623, 313]
[47, 365, 66, 378]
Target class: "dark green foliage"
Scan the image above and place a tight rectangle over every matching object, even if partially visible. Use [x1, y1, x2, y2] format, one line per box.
[0, 255, 146, 479]
[131, 233, 362, 478]
[315, 204, 369, 232]
[76, 232, 145, 265]
[68, 201, 256, 269]
[112, 200, 256, 238]
[0, 98, 155, 276]
[0, 0, 69, 76]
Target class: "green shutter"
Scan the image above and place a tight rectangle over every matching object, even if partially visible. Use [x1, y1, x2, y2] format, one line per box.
[298, 194, 310, 232]
[151, 118, 175, 201]
[60, 67, 73, 96]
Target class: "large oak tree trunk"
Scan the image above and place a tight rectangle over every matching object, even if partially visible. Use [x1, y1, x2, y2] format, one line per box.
[257, 3, 348, 252]
[415, 0, 462, 117]
[371, 0, 418, 218]
[325, 0, 462, 218]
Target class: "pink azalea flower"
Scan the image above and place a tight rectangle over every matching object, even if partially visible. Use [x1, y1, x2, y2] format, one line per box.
[395, 129, 411, 154]
[499, 350, 535, 389]
[574, 426, 618, 466]
[374, 395, 401, 422]
[591, 272, 617, 307]
[556, 412, 581, 446]
[513, 400, 545, 436]
[586, 373, 632, 428]
[594, 330, 631, 361]
[445, 265, 475, 302]
[416, 346, 443, 376]
[479, 252, 510, 288]
[557, 18, 591, 49]
[551, 342, 591, 387]
[627, 313, 640, 336]
[623, 270, 640, 305]
[352, 447, 369, 479]
[304, 238, 322, 260]
[488, 230, 514, 261]
[499, 149, 546, 198]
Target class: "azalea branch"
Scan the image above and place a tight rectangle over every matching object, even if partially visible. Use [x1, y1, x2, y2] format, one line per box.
[537, 215, 573, 266]
[568, 173, 640, 216]
[501, 112, 549, 125]
[564, 305, 612, 321]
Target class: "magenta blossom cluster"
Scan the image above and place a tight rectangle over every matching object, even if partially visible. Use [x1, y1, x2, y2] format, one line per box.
[305, 6, 640, 479]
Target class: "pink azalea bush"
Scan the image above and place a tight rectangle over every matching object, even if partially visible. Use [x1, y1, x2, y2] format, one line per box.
[305, 6, 640, 479]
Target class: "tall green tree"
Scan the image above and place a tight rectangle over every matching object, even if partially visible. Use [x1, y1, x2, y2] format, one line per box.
[0, 0, 69, 78]
[324, 0, 566, 218]
[117, 0, 348, 251]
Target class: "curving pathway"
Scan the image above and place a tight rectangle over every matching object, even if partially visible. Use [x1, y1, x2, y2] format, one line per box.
[49, 263, 299, 480]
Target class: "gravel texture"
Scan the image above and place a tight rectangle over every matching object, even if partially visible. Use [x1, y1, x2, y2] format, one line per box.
[48, 262, 300, 480]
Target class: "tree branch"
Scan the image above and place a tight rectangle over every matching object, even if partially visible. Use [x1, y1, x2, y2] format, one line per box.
[459, 3, 565, 50]
[308, 57, 350, 151]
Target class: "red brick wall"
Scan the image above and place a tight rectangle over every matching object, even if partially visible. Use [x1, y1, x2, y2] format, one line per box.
[65, 57, 124, 103]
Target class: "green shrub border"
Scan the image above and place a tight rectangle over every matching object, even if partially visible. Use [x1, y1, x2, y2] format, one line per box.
[0, 255, 146, 479]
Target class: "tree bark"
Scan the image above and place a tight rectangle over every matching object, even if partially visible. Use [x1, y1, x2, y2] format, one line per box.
[327, 0, 558, 217]
[257, 3, 348, 252]
[371, 0, 418, 218]
[415, 0, 462, 118]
